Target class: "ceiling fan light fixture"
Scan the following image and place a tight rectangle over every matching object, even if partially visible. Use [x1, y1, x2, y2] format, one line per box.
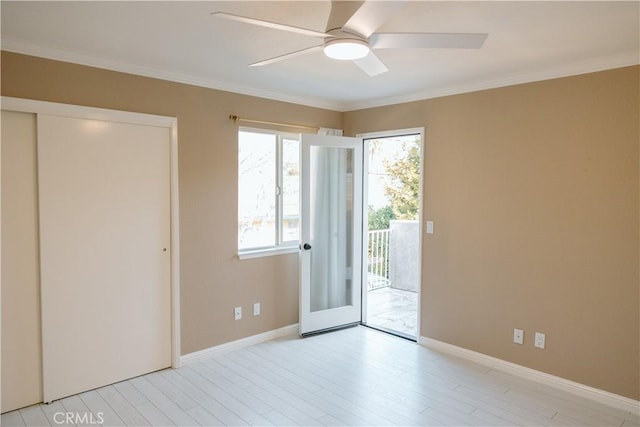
[323, 39, 369, 60]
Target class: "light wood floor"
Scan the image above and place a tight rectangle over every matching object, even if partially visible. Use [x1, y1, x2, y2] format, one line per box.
[2, 326, 638, 426]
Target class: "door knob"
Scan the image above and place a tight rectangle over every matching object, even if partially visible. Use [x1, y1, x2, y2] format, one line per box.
[303, 243, 312, 250]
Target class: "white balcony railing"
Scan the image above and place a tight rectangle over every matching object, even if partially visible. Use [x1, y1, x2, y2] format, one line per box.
[367, 229, 390, 290]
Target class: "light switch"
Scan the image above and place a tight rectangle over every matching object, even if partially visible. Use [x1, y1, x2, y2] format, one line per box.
[426, 221, 434, 234]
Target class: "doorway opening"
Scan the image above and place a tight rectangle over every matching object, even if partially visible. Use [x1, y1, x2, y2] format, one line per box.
[361, 130, 423, 340]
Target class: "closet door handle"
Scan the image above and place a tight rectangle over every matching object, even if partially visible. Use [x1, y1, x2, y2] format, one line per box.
[303, 243, 312, 250]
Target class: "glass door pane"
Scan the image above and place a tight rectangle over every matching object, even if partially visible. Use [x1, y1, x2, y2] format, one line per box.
[309, 146, 354, 312]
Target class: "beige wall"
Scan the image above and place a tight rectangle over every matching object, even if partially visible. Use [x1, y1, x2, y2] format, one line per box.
[2, 51, 638, 400]
[344, 66, 640, 400]
[0, 51, 342, 356]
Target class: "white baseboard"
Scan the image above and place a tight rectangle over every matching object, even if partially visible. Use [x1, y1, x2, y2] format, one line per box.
[419, 336, 640, 415]
[180, 323, 298, 366]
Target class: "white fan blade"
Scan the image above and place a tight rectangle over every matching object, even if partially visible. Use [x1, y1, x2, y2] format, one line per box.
[326, 2, 365, 33]
[250, 45, 324, 67]
[211, 12, 329, 38]
[342, 1, 407, 38]
[371, 33, 489, 49]
[353, 51, 389, 76]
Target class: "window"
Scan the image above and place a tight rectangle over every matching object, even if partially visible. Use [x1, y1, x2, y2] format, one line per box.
[238, 128, 300, 255]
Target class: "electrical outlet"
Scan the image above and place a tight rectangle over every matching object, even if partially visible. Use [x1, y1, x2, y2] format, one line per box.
[513, 328, 524, 345]
[253, 302, 261, 316]
[234, 306, 242, 320]
[535, 332, 545, 349]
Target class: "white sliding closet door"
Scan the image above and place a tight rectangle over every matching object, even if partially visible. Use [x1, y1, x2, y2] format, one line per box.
[38, 115, 172, 403]
[1, 111, 42, 413]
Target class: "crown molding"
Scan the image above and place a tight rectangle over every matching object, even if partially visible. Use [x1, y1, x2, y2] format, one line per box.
[3, 37, 637, 113]
[342, 50, 640, 111]
[1, 37, 344, 112]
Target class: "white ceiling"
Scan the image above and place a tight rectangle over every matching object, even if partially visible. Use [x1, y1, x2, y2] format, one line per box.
[2, 1, 638, 111]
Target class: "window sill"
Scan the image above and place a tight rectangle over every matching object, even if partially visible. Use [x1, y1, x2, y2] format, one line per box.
[238, 246, 300, 260]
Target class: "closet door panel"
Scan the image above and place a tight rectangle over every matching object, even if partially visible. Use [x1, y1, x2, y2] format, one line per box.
[1, 111, 42, 413]
[37, 115, 171, 403]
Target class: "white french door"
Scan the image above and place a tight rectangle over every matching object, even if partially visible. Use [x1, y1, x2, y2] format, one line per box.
[299, 134, 363, 335]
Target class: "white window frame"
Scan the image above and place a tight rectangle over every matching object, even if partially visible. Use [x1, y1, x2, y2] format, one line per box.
[238, 127, 301, 259]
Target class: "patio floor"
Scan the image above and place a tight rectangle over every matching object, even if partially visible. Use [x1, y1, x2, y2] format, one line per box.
[365, 286, 418, 338]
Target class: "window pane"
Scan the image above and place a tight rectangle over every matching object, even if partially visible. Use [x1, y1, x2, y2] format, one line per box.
[238, 131, 276, 250]
[282, 138, 300, 242]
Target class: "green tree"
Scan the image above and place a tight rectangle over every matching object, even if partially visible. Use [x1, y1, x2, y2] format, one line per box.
[383, 137, 420, 220]
[368, 205, 395, 230]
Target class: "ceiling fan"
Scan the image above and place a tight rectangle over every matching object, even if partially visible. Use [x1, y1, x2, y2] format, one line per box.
[211, 1, 488, 76]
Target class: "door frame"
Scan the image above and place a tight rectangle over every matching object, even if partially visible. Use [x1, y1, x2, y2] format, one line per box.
[357, 127, 425, 339]
[1, 96, 182, 369]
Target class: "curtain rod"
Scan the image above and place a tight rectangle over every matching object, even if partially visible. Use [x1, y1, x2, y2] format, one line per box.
[229, 115, 319, 131]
